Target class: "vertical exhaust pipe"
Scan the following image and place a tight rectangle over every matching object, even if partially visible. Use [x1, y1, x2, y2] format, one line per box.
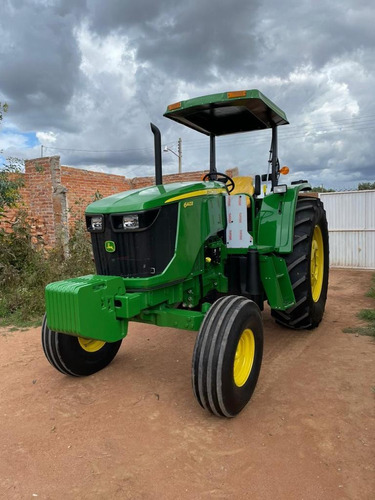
[150, 123, 163, 185]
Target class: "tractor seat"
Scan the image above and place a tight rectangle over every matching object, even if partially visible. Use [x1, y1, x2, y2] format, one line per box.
[231, 176, 254, 206]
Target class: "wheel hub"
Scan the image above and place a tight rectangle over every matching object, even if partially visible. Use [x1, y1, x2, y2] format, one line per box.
[233, 328, 255, 387]
[310, 225, 324, 302]
[78, 337, 106, 353]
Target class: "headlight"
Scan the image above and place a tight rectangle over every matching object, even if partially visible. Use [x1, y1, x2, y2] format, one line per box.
[273, 184, 287, 194]
[123, 214, 139, 229]
[111, 209, 159, 232]
[91, 215, 103, 231]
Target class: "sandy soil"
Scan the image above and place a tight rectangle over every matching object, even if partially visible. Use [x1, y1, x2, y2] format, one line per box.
[0, 269, 374, 500]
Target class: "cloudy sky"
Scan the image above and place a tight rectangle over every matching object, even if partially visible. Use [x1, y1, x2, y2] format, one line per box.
[0, 0, 374, 189]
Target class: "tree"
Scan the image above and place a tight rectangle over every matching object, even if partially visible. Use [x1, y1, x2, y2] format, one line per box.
[0, 103, 24, 215]
[0, 102, 8, 123]
[358, 181, 375, 190]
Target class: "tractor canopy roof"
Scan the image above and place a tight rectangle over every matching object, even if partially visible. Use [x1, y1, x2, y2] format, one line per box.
[164, 89, 289, 136]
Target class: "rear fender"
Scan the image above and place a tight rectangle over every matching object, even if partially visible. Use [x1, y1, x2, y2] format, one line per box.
[256, 184, 311, 253]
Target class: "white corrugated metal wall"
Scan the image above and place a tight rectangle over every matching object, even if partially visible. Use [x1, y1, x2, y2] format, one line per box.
[319, 190, 375, 269]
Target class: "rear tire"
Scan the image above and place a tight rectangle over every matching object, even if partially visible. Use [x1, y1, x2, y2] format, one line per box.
[271, 197, 329, 329]
[192, 296, 263, 417]
[41, 315, 122, 376]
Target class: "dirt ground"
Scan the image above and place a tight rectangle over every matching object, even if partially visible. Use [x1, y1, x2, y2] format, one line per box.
[0, 269, 374, 500]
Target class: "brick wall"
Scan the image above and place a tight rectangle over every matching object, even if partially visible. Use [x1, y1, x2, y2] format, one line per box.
[0, 156, 209, 249]
[61, 165, 133, 223]
[0, 167, 49, 246]
[62, 164, 209, 224]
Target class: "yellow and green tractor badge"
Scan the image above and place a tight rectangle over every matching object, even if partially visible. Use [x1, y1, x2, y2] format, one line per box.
[105, 240, 116, 253]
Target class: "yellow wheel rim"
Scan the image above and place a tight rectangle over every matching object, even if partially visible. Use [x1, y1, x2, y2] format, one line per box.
[233, 328, 255, 387]
[310, 225, 324, 302]
[78, 337, 106, 353]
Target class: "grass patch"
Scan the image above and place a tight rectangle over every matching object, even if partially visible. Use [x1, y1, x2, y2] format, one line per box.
[366, 274, 375, 299]
[343, 325, 375, 337]
[343, 273, 375, 338]
[0, 314, 43, 329]
[358, 309, 375, 322]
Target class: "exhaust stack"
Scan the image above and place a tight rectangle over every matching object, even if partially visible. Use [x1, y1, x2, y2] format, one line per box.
[150, 123, 163, 185]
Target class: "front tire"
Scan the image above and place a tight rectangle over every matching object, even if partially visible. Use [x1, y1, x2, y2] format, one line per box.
[41, 315, 122, 376]
[271, 197, 329, 329]
[192, 296, 263, 417]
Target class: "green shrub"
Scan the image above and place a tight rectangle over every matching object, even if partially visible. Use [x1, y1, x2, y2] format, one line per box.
[0, 213, 95, 325]
[343, 273, 375, 338]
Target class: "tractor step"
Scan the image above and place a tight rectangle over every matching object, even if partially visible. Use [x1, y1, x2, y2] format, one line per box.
[259, 255, 295, 310]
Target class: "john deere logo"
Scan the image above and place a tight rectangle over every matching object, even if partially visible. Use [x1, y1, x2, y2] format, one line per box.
[105, 241, 116, 253]
[183, 201, 194, 208]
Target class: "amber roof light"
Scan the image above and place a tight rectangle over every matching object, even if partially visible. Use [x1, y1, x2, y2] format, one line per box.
[167, 101, 182, 111]
[227, 91, 247, 99]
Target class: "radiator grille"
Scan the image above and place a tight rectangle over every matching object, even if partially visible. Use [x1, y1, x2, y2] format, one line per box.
[88, 204, 178, 278]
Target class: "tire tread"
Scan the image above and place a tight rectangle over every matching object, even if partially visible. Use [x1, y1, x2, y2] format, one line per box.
[41, 315, 122, 376]
[192, 296, 263, 417]
[271, 197, 329, 330]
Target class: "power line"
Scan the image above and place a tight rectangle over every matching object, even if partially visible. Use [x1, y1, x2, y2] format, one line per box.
[40, 113, 375, 156]
[180, 115, 375, 148]
[182, 123, 375, 154]
[43, 145, 155, 153]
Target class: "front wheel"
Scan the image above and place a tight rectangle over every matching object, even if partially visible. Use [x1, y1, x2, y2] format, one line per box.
[41, 315, 122, 376]
[192, 296, 263, 417]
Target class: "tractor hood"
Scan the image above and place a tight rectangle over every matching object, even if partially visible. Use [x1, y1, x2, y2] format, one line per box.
[86, 180, 226, 214]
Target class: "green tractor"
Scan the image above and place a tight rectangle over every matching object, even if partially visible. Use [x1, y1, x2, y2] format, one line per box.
[42, 89, 329, 417]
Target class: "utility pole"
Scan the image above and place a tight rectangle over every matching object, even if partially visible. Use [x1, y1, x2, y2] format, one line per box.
[163, 139, 182, 173]
[41, 145, 44, 157]
[177, 138, 182, 174]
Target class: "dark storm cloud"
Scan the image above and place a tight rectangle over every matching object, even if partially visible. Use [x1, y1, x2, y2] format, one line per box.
[86, 0, 262, 83]
[134, 2, 260, 82]
[0, 0, 85, 130]
[256, 2, 375, 76]
[86, 0, 373, 82]
[87, 0, 175, 33]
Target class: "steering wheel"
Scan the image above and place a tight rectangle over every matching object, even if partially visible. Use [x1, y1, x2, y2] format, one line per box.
[203, 172, 235, 193]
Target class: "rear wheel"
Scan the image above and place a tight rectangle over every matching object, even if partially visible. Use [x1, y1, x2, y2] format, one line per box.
[271, 197, 329, 329]
[192, 296, 263, 417]
[41, 315, 122, 376]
